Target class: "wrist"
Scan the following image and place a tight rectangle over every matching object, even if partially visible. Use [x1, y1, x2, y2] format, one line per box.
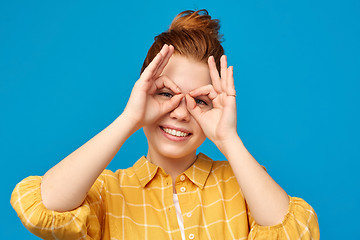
[117, 111, 142, 134]
[216, 134, 244, 157]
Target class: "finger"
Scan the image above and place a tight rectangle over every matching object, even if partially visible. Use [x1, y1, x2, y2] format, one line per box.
[161, 94, 184, 114]
[141, 52, 164, 81]
[141, 44, 168, 81]
[189, 84, 218, 100]
[220, 55, 228, 91]
[185, 94, 203, 121]
[140, 44, 168, 81]
[154, 45, 174, 78]
[208, 56, 222, 92]
[152, 44, 170, 77]
[226, 66, 236, 96]
[154, 75, 181, 94]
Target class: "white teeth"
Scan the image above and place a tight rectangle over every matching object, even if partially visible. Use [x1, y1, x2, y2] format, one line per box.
[163, 128, 189, 137]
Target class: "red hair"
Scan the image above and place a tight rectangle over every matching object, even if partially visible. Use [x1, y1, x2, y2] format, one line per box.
[140, 9, 224, 74]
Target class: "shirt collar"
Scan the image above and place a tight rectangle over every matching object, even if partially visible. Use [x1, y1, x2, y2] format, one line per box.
[133, 156, 159, 188]
[183, 153, 213, 189]
[133, 153, 213, 189]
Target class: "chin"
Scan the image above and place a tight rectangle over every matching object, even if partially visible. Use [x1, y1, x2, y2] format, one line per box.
[157, 144, 197, 160]
[147, 138, 205, 161]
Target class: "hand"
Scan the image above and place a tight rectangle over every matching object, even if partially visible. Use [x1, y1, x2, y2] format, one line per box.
[123, 44, 183, 129]
[186, 55, 238, 148]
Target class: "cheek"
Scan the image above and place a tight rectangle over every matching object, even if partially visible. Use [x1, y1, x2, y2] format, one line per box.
[191, 118, 206, 139]
[143, 125, 157, 140]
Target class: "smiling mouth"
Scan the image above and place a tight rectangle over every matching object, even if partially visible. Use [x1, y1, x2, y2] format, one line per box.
[160, 127, 191, 137]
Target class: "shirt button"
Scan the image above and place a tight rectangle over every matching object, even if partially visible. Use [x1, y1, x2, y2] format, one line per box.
[180, 175, 185, 181]
[180, 187, 186, 192]
[189, 233, 195, 239]
[186, 212, 192, 217]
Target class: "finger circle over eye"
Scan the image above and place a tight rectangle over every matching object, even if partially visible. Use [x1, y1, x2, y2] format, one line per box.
[189, 85, 218, 100]
[154, 75, 181, 94]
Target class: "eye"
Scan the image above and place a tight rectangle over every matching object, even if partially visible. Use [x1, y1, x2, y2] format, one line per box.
[195, 98, 208, 106]
[158, 92, 174, 98]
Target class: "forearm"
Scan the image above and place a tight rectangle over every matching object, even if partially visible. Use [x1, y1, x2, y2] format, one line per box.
[219, 136, 290, 226]
[40, 44, 174, 212]
[41, 113, 138, 212]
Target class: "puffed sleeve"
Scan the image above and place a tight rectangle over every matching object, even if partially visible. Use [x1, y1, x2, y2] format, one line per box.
[10, 174, 106, 240]
[247, 196, 320, 240]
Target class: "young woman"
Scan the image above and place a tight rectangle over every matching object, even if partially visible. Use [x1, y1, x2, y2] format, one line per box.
[11, 10, 320, 239]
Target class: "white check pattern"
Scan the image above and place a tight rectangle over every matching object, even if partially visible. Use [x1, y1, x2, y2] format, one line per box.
[11, 153, 320, 239]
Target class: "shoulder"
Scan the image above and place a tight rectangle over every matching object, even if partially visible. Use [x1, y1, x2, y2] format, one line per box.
[198, 153, 236, 180]
[210, 160, 237, 183]
[99, 163, 141, 188]
[199, 154, 245, 203]
[204, 154, 234, 176]
[212, 160, 232, 171]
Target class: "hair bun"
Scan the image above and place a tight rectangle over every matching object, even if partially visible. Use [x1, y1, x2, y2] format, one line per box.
[141, 9, 224, 74]
[169, 9, 223, 42]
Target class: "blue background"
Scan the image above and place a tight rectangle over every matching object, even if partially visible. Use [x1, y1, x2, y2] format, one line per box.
[1, 0, 359, 239]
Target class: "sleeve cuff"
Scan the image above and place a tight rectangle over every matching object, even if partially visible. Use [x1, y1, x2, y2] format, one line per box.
[10, 176, 91, 239]
[248, 196, 320, 239]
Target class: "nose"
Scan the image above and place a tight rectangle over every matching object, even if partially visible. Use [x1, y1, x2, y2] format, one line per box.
[169, 98, 190, 122]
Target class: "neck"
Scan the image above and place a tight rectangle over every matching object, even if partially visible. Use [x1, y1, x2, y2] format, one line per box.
[146, 149, 197, 183]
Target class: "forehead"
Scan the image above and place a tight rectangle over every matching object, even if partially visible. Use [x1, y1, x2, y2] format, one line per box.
[161, 55, 211, 93]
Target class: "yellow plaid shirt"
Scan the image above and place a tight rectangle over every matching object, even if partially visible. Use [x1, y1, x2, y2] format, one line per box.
[11, 153, 319, 239]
